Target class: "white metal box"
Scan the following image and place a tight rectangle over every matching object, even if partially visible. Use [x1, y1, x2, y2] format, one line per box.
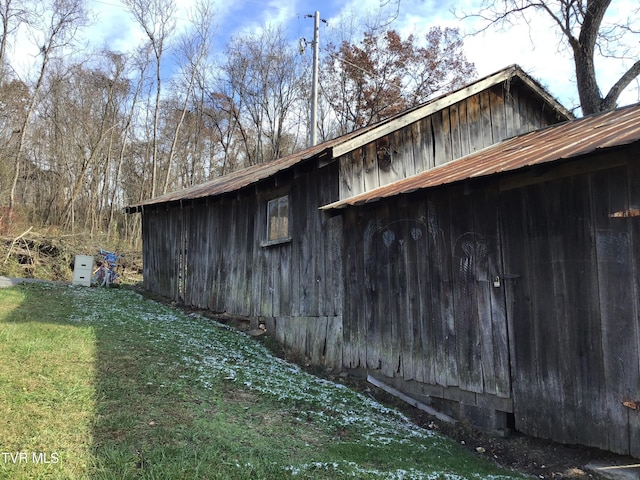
[72, 255, 94, 287]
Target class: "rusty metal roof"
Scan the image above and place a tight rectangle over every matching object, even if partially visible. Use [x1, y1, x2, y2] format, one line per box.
[125, 64, 572, 213]
[124, 142, 334, 212]
[321, 103, 640, 210]
[125, 121, 379, 212]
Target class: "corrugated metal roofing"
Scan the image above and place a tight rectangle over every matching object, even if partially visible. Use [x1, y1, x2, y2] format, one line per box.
[125, 142, 336, 212]
[125, 65, 570, 213]
[321, 102, 640, 210]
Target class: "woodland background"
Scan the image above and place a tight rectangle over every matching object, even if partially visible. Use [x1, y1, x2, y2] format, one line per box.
[0, 0, 476, 248]
[2, 0, 637, 283]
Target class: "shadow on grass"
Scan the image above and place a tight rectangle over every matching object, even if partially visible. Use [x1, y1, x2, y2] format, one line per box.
[0, 283, 323, 480]
[1, 283, 527, 480]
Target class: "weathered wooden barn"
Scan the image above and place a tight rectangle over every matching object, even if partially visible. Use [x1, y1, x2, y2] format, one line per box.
[126, 65, 640, 456]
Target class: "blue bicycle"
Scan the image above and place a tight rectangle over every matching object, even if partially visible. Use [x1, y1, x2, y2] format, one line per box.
[92, 249, 120, 287]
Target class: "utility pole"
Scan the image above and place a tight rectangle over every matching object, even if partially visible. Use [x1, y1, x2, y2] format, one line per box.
[306, 11, 320, 147]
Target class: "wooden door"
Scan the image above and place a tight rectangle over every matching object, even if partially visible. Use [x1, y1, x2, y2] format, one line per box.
[499, 166, 640, 456]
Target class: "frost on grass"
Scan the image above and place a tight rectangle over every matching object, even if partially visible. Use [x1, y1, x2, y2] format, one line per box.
[61, 286, 521, 480]
[286, 462, 516, 479]
[65, 288, 433, 444]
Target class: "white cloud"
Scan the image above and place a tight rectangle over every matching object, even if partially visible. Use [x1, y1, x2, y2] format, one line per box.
[6, 0, 638, 112]
[376, 0, 638, 111]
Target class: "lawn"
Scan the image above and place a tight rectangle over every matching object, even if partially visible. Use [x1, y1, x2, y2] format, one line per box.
[0, 282, 527, 479]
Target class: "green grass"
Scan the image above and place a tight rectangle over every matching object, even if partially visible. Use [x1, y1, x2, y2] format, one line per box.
[0, 283, 527, 479]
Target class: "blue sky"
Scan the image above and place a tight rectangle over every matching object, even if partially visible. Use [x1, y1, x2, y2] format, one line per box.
[13, 0, 640, 114]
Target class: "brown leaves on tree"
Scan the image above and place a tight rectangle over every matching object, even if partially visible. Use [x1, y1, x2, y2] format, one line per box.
[322, 27, 477, 133]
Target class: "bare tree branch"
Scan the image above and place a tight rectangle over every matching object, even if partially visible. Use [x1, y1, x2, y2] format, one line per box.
[459, 0, 639, 114]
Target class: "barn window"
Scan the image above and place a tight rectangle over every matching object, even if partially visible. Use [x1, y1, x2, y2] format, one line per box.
[265, 195, 290, 244]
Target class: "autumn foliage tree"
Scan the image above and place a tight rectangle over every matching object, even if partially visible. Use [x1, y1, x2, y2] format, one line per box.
[322, 27, 477, 133]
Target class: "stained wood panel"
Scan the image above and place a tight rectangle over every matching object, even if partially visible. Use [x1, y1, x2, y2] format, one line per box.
[342, 181, 510, 400]
[450, 186, 483, 393]
[337, 82, 566, 203]
[342, 210, 358, 368]
[628, 159, 640, 458]
[489, 86, 507, 143]
[500, 158, 640, 456]
[142, 162, 344, 368]
[414, 117, 435, 172]
[426, 192, 457, 388]
[590, 165, 637, 454]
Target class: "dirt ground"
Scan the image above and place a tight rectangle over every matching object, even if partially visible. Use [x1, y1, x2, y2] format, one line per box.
[333, 373, 635, 480]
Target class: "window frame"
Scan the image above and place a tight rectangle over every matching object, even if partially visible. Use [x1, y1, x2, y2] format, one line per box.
[262, 194, 291, 247]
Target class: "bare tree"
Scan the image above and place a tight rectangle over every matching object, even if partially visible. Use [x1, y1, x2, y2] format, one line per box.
[107, 48, 149, 239]
[123, 0, 176, 198]
[0, 0, 33, 72]
[35, 59, 125, 232]
[463, 0, 640, 114]
[161, 0, 214, 194]
[211, 27, 306, 167]
[8, 0, 88, 211]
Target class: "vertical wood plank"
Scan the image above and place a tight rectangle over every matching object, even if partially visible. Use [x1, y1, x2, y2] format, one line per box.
[410, 121, 424, 175]
[432, 110, 448, 166]
[500, 185, 546, 438]
[351, 145, 365, 196]
[387, 207, 413, 380]
[325, 315, 344, 369]
[549, 175, 596, 446]
[476, 185, 511, 398]
[326, 215, 344, 317]
[449, 103, 462, 161]
[419, 199, 437, 385]
[449, 185, 483, 393]
[591, 166, 636, 454]
[397, 125, 415, 178]
[365, 212, 383, 371]
[479, 89, 493, 148]
[241, 196, 255, 316]
[421, 117, 436, 171]
[427, 194, 457, 387]
[363, 143, 379, 192]
[227, 198, 239, 312]
[339, 153, 354, 199]
[457, 100, 470, 158]
[503, 84, 519, 138]
[466, 95, 482, 153]
[489, 86, 506, 143]
[628, 157, 640, 458]
[407, 203, 429, 383]
[372, 203, 396, 376]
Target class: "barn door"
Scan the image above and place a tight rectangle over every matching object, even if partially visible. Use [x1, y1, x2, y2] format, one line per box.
[499, 167, 640, 456]
[345, 185, 513, 403]
[445, 185, 512, 401]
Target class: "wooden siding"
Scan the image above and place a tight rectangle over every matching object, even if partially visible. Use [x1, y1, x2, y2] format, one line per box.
[141, 162, 344, 367]
[142, 205, 185, 300]
[338, 84, 562, 199]
[340, 145, 640, 456]
[341, 180, 512, 412]
[500, 147, 640, 456]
